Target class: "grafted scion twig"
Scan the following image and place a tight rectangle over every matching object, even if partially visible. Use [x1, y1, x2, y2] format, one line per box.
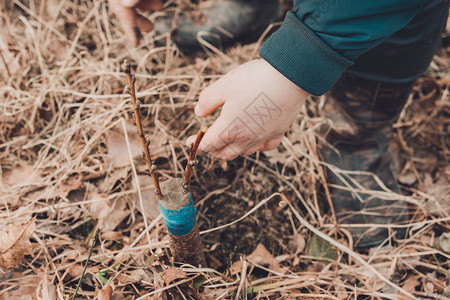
[121, 60, 162, 199]
[183, 126, 207, 192]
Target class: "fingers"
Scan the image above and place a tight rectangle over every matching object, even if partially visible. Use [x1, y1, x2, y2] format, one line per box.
[185, 117, 232, 154]
[122, 0, 162, 10]
[186, 134, 239, 160]
[187, 132, 281, 160]
[121, 0, 140, 7]
[197, 117, 231, 153]
[242, 145, 260, 156]
[110, 0, 162, 46]
[186, 119, 282, 160]
[213, 135, 282, 159]
[136, 14, 154, 32]
[185, 135, 197, 148]
[136, 0, 163, 10]
[195, 82, 229, 117]
[210, 146, 240, 161]
[258, 136, 283, 151]
[115, 11, 153, 45]
[211, 135, 282, 160]
[186, 114, 249, 159]
[234, 136, 282, 157]
[112, 4, 140, 45]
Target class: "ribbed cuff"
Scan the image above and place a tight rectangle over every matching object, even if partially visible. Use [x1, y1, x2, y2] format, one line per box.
[260, 11, 354, 96]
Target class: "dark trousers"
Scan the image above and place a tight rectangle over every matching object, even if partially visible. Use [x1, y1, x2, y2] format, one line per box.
[348, 0, 449, 83]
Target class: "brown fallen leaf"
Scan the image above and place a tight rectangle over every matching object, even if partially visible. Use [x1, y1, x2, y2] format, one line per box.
[230, 243, 285, 275]
[117, 268, 153, 285]
[288, 233, 306, 255]
[1, 164, 44, 207]
[111, 293, 126, 300]
[105, 122, 166, 169]
[424, 281, 435, 293]
[160, 267, 187, 285]
[25, 176, 82, 202]
[68, 264, 89, 280]
[402, 275, 420, 293]
[68, 264, 101, 279]
[1, 164, 39, 188]
[398, 172, 417, 186]
[100, 167, 129, 193]
[332, 278, 347, 299]
[0, 273, 41, 300]
[101, 231, 124, 241]
[89, 193, 129, 232]
[0, 217, 36, 269]
[247, 244, 284, 273]
[37, 280, 57, 300]
[421, 174, 450, 217]
[106, 123, 142, 169]
[439, 232, 450, 253]
[98, 284, 113, 300]
[133, 175, 160, 219]
[201, 288, 230, 299]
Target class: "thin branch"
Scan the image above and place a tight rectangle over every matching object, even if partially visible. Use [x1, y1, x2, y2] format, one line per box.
[1, 0, 12, 37]
[317, 163, 338, 236]
[71, 227, 99, 300]
[0, 50, 10, 79]
[183, 126, 207, 192]
[121, 60, 162, 199]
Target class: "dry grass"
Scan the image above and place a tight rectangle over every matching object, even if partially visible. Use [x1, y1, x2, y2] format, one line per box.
[0, 0, 449, 299]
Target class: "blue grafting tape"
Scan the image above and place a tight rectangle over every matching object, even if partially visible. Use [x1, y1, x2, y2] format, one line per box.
[159, 193, 196, 236]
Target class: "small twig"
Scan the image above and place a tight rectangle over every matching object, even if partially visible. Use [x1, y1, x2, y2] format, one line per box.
[317, 165, 340, 247]
[0, 50, 10, 79]
[1, 0, 12, 37]
[234, 259, 247, 300]
[71, 227, 99, 300]
[183, 126, 207, 192]
[121, 60, 162, 199]
[306, 134, 338, 234]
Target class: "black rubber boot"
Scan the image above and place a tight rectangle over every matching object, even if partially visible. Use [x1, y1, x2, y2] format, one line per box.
[153, 0, 282, 53]
[319, 73, 415, 248]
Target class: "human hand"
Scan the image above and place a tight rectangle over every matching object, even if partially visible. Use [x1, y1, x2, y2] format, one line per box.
[108, 0, 163, 46]
[186, 59, 310, 160]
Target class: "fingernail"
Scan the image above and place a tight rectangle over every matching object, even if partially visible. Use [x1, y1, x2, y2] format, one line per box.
[194, 103, 200, 115]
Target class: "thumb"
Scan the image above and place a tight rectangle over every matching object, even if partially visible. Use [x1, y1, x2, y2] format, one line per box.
[195, 84, 227, 117]
[185, 135, 196, 147]
[110, 3, 140, 45]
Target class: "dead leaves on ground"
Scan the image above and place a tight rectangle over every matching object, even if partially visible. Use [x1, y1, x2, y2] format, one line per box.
[1, 162, 83, 209]
[105, 122, 167, 169]
[161, 267, 187, 285]
[230, 243, 285, 275]
[0, 217, 36, 269]
[88, 192, 129, 232]
[402, 274, 421, 293]
[1, 164, 38, 188]
[98, 284, 113, 300]
[0, 274, 57, 300]
[439, 232, 450, 253]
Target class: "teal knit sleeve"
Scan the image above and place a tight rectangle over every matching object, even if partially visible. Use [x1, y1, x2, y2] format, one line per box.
[260, 0, 431, 95]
